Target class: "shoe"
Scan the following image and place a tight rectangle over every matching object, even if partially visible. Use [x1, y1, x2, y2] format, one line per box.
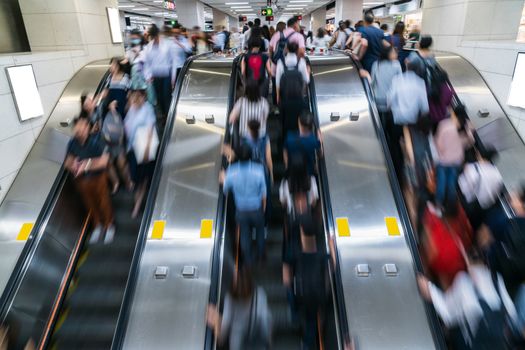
[89, 225, 103, 244]
[104, 225, 115, 245]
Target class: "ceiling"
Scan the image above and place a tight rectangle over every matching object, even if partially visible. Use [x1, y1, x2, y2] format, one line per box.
[117, 0, 390, 23]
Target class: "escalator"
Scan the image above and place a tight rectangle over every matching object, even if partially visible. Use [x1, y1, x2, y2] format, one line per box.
[208, 55, 345, 349]
[0, 55, 201, 349]
[312, 52, 445, 349]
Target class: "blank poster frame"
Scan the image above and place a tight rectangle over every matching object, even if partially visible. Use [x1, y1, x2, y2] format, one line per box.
[5, 64, 44, 122]
[508, 52, 525, 109]
[107, 7, 123, 44]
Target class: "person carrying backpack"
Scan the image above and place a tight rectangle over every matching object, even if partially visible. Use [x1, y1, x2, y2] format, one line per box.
[242, 32, 271, 97]
[418, 250, 519, 350]
[276, 41, 310, 137]
[283, 216, 333, 350]
[407, 35, 454, 126]
[207, 267, 272, 350]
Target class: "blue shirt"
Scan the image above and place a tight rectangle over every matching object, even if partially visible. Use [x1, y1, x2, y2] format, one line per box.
[284, 132, 321, 175]
[359, 25, 386, 72]
[223, 161, 266, 211]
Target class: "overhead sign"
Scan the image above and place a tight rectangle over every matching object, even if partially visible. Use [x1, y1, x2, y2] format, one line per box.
[164, 1, 175, 10]
[261, 7, 273, 16]
[266, 15, 274, 22]
[508, 53, 525, 108]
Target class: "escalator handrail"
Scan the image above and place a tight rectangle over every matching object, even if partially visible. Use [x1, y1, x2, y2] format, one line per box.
[0, 69, 111, 322]
[305, 56, 351, 349]
[110, 52, 212, 350]
[336, 50, 447, 349]
[203, 53, 242, 350]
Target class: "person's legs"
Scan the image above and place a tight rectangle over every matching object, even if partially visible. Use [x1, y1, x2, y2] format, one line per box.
[94, 172, 114, 229]
[301, 308, 318, 350]
[253, 209, 266, 261]
[116, 152, 133, 190]
[76, 177, 102, 226]
[435, 165, 447, 206]
[237, 211, 253, 266]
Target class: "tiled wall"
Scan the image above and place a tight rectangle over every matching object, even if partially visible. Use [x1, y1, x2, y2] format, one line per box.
[422, 0, 525, 139]
[0, 0, 123, 203]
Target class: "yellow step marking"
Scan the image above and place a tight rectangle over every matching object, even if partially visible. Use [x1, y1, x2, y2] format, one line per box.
[385, 217, 400, 236]
[151, 220, 166, 240]
[200, 219, 213, 238]
[336, 217, 350, 237]
[16, 223, 34, 241]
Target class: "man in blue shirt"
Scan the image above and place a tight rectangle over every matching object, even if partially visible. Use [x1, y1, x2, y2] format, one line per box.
[222, 143, 267, 265]
[284, 111, 322, 176]
[358, 12, 390, 73]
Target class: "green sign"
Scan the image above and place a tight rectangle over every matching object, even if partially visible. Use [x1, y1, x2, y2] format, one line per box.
[261, 7, 273, 16]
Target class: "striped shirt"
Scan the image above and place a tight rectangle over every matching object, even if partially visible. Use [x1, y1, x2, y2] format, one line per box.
[232, 97, 269, 138]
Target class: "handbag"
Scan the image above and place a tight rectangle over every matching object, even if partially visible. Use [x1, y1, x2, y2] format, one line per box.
[132, 125, 159, 164]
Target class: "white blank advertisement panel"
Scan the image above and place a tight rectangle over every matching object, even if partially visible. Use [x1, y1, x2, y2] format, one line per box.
[508, 52, 525, 109]
[6, 65, 44, 121]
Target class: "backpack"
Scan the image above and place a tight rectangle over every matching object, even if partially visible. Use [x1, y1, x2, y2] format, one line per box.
[280, 60, 305, 100]
[245, 288, 272, 348]
[102, 110, 124, 145]
[420, 55, 448, 102]
[246, 53, 266, 83]
[244, 135, 266, 165]
[492, 218, 525, 288]
[272, 32, 294, 64]
[468, 274, 508, 350]
[293, 252, 328, 310]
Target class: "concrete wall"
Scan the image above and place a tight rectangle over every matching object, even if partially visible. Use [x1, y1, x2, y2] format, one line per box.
[422, 0, 525, 139]
[0, 0, 123, 202]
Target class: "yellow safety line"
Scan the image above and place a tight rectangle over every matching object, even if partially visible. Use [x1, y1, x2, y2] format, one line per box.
[200, 219, 213, 238]
[336, 217, 350, 237]
[385, 217, 400, 236]
[16, 223, 34, 241]
[151, 220, 166, 240]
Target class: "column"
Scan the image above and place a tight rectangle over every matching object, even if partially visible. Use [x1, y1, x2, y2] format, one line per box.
[335, 0, 362, 24]
[212, 8, 229, 29]
[229, 15, 239, 30]
[302, 14, 312, 32]
[311, 6, 326, 32]
[176, 0, 205, 29]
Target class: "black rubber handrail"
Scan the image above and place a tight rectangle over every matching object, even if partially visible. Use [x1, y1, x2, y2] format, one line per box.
[340, 51, 447, 349]
[0, 69, 110, 323]
[203, 54, 242, 350]
[306, 58, 352, 349]
[111, 52, 212, 350]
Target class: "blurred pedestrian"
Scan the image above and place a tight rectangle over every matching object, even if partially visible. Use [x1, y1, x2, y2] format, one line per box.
[65, 117, 115, 244]
[124, 89, 158, 218]
[229, 78, 270, 138]
[357, 12, 391, 72]
[207, 268, 272, 350]
[242, 35, 271, 96]
[391, 21, 409, 71]
[283, 110, 322, 175]
[222, 143, 267, 265]
[143, 24, 175, 117]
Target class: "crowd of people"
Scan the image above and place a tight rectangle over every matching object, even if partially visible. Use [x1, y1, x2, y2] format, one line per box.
[57, 9, 525, 350]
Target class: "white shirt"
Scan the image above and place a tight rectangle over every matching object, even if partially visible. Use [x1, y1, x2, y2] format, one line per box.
[428, 266, 517, 345]
[124, 102, 156, 151]
[334, 29, 347, 49]
[458, 162, 503, 209]
[172, 35, 192, 69]
[275, 53, 309, 89]
[311, 35, 331, 49]
[279, 177, 319, 214]
[388, 70, 429, 125]
[143, 37, 175, 81]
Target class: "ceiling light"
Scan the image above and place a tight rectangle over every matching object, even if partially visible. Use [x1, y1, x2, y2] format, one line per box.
[153, 0, 163, 2]
[231, 6, 251, 8]
[118, 5, 135, 8]
[363, 2, 384, 4]
[134, 7, 150, 10]
[289, 0, 313, 2]
[225, 2, 248, 4]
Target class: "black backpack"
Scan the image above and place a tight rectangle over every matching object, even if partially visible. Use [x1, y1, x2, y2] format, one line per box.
[294, 252, 328, 311]
[280, 60, 305, 100]
[272, 32, 294, 64]
[421, 55, 448, 102]
[468, 274, 508, 350]
[492, 218, 525, 288]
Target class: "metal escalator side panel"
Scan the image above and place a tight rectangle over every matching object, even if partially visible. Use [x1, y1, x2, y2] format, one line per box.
[120, 57, 232, 350]
[309, 54, 437, 349]
[435, 52, 525, 189]
[0, 60, 109, 297]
